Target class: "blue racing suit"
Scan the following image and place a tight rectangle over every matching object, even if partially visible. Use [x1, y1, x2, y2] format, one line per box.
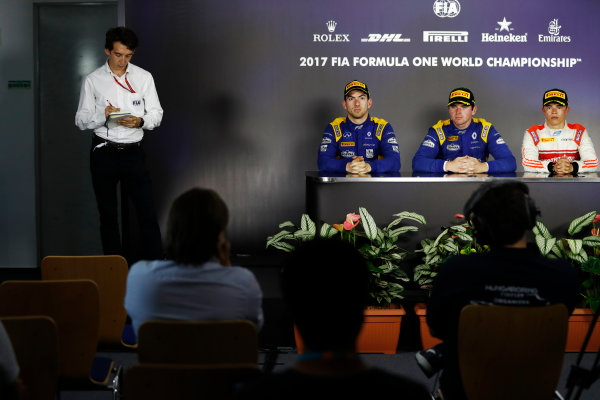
[317, 115, 400, 173]
[412, 118, 516, 173]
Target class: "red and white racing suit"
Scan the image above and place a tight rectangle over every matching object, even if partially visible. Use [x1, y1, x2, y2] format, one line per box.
[521, 121, 598, 173]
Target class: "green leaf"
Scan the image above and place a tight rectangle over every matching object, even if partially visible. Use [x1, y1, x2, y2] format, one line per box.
[450, 224, 468, 233]
[568, 211, 597, 236]
[535, 235, 556, 256]
[582, 236, 600, 248]
[300, 214, 316, 237]
[565, 238, 583, 255]
[388, 226, 419, 238]
[266, 230, 293, 247]
[269, 242, 295, 252]
[390, 211, 427, 227]
[294, 229, 314, 242]
[454, 231, 473, 241]
[319, 223, 339, 239]
[278, 221, 295, 229]
[441, 241, 458, 253]
[359, 207, 378, 241]
[533, 221, 553, 240]
[433, 229, 449, 247]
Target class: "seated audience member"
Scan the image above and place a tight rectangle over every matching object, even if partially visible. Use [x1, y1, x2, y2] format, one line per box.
[318, 80, 400, 174]
[422, 181, 578, 400]
[237, 239, 430, 399]
[412, 88, 516, 174]
[522, 88, 599, 175]
[124, 188, 263, 334]
[0, 322, 24, 400]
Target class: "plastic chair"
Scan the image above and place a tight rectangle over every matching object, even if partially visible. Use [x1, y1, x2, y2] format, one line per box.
[123, 363, 261, 400]
[0, 280, 118, 393]
[1, 316, 59, 400]
[458, 304, 568, 400]
[137, 320, 258, 364]
[41, 255, 134, 348]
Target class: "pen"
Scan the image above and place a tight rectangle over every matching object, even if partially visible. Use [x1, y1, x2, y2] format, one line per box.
[107, 100, 114, 107]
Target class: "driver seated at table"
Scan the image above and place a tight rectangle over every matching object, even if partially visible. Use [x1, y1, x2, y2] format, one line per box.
[318, 80, 400, 175]
[412, 88, 516, 174]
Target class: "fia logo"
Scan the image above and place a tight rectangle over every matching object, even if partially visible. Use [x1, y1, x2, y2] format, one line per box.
[548, 19, 561, 36]
[433, 0, 461, 18]
[132, 100, 141, 106]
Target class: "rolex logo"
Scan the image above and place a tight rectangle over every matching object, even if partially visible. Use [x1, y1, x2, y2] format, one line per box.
[326, 20, 337, 33]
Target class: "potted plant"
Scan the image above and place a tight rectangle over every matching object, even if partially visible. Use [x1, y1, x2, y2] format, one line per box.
[534, 211, 600, 352]
[413, 214, 489, 349]
[266, 207, 425, 353]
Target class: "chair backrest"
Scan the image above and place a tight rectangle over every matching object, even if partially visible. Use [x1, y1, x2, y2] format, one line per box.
[0, 280, 100, 380]
[458, 304, 568, 400]
[41, 255, 128, 346]
[123, 363, 261, 400]
[1, 316, 59, 400]
[137, 320, 258, 364]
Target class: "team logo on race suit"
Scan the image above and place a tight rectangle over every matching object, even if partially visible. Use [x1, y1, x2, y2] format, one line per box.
[343, 132, 353, 138]
[433, 0, 460, 18]
[392, 145, 399, 153]
[321, 137, 332, 144]
[472, 132, 477, 140]
[541, 138, 555, 143]
[132, 100, 141, 106]
[366, 149, 374, 158]
[447, 144, 460, 151]
[388, 137, 398, 144]
[367, 131, 372, 137]
[552, 130, 562, 136]
[320, 145, 328, 152]
[448, 136, 459, 141]
[341, 142, 356, 147]
[422, 139, 436, 148]
[341, 150, 355, 157]
[496, 138, 505, 144]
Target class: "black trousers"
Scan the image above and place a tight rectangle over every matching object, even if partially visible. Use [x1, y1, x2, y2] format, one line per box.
[90, 136, 163, 261]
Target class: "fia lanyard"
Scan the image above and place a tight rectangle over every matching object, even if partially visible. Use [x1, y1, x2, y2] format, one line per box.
[113, 75, 136, 93]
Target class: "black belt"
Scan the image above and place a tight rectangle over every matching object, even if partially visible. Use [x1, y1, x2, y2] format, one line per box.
[93, 135, 141, 149]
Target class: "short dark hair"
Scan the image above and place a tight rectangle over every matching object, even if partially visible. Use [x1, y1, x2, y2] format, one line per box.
[105, 26, 139, 51]
[281, 239, 369, 352]
[165, 188, 229, 265]
[464, 181, 537, 247]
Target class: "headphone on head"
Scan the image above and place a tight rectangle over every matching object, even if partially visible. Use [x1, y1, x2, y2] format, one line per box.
[463, 181, 538, 245]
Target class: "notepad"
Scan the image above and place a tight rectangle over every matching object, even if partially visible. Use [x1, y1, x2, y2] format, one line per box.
[106, 112, 131, 129]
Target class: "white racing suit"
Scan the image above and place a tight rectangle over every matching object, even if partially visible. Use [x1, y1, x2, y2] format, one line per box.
[521, 121, 598, 173]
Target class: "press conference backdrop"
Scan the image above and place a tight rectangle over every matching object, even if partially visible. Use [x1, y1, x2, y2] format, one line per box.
[118, 0, 599, 257]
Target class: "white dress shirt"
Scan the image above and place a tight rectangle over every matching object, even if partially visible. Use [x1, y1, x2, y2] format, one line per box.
[75, 61, 163, 143]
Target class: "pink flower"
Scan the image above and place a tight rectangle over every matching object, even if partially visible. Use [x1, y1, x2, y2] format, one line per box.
[594, 214, 600, 224]
[343, 213, 361, 230]
[454, 213, 465, 220]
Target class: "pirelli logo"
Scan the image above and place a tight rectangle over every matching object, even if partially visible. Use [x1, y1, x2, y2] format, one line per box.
[541, 138, 555, 143]
[448, 136, 459, 141]
[340, 142, 356, 147]
[450, 91, 470, 99]
[545, 91, 565, 99]
[345, 81, 366, 91]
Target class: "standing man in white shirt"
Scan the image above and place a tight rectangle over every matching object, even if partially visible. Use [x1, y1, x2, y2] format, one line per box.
[522, 88, 599, 175]
[75, 26, 163, 260]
